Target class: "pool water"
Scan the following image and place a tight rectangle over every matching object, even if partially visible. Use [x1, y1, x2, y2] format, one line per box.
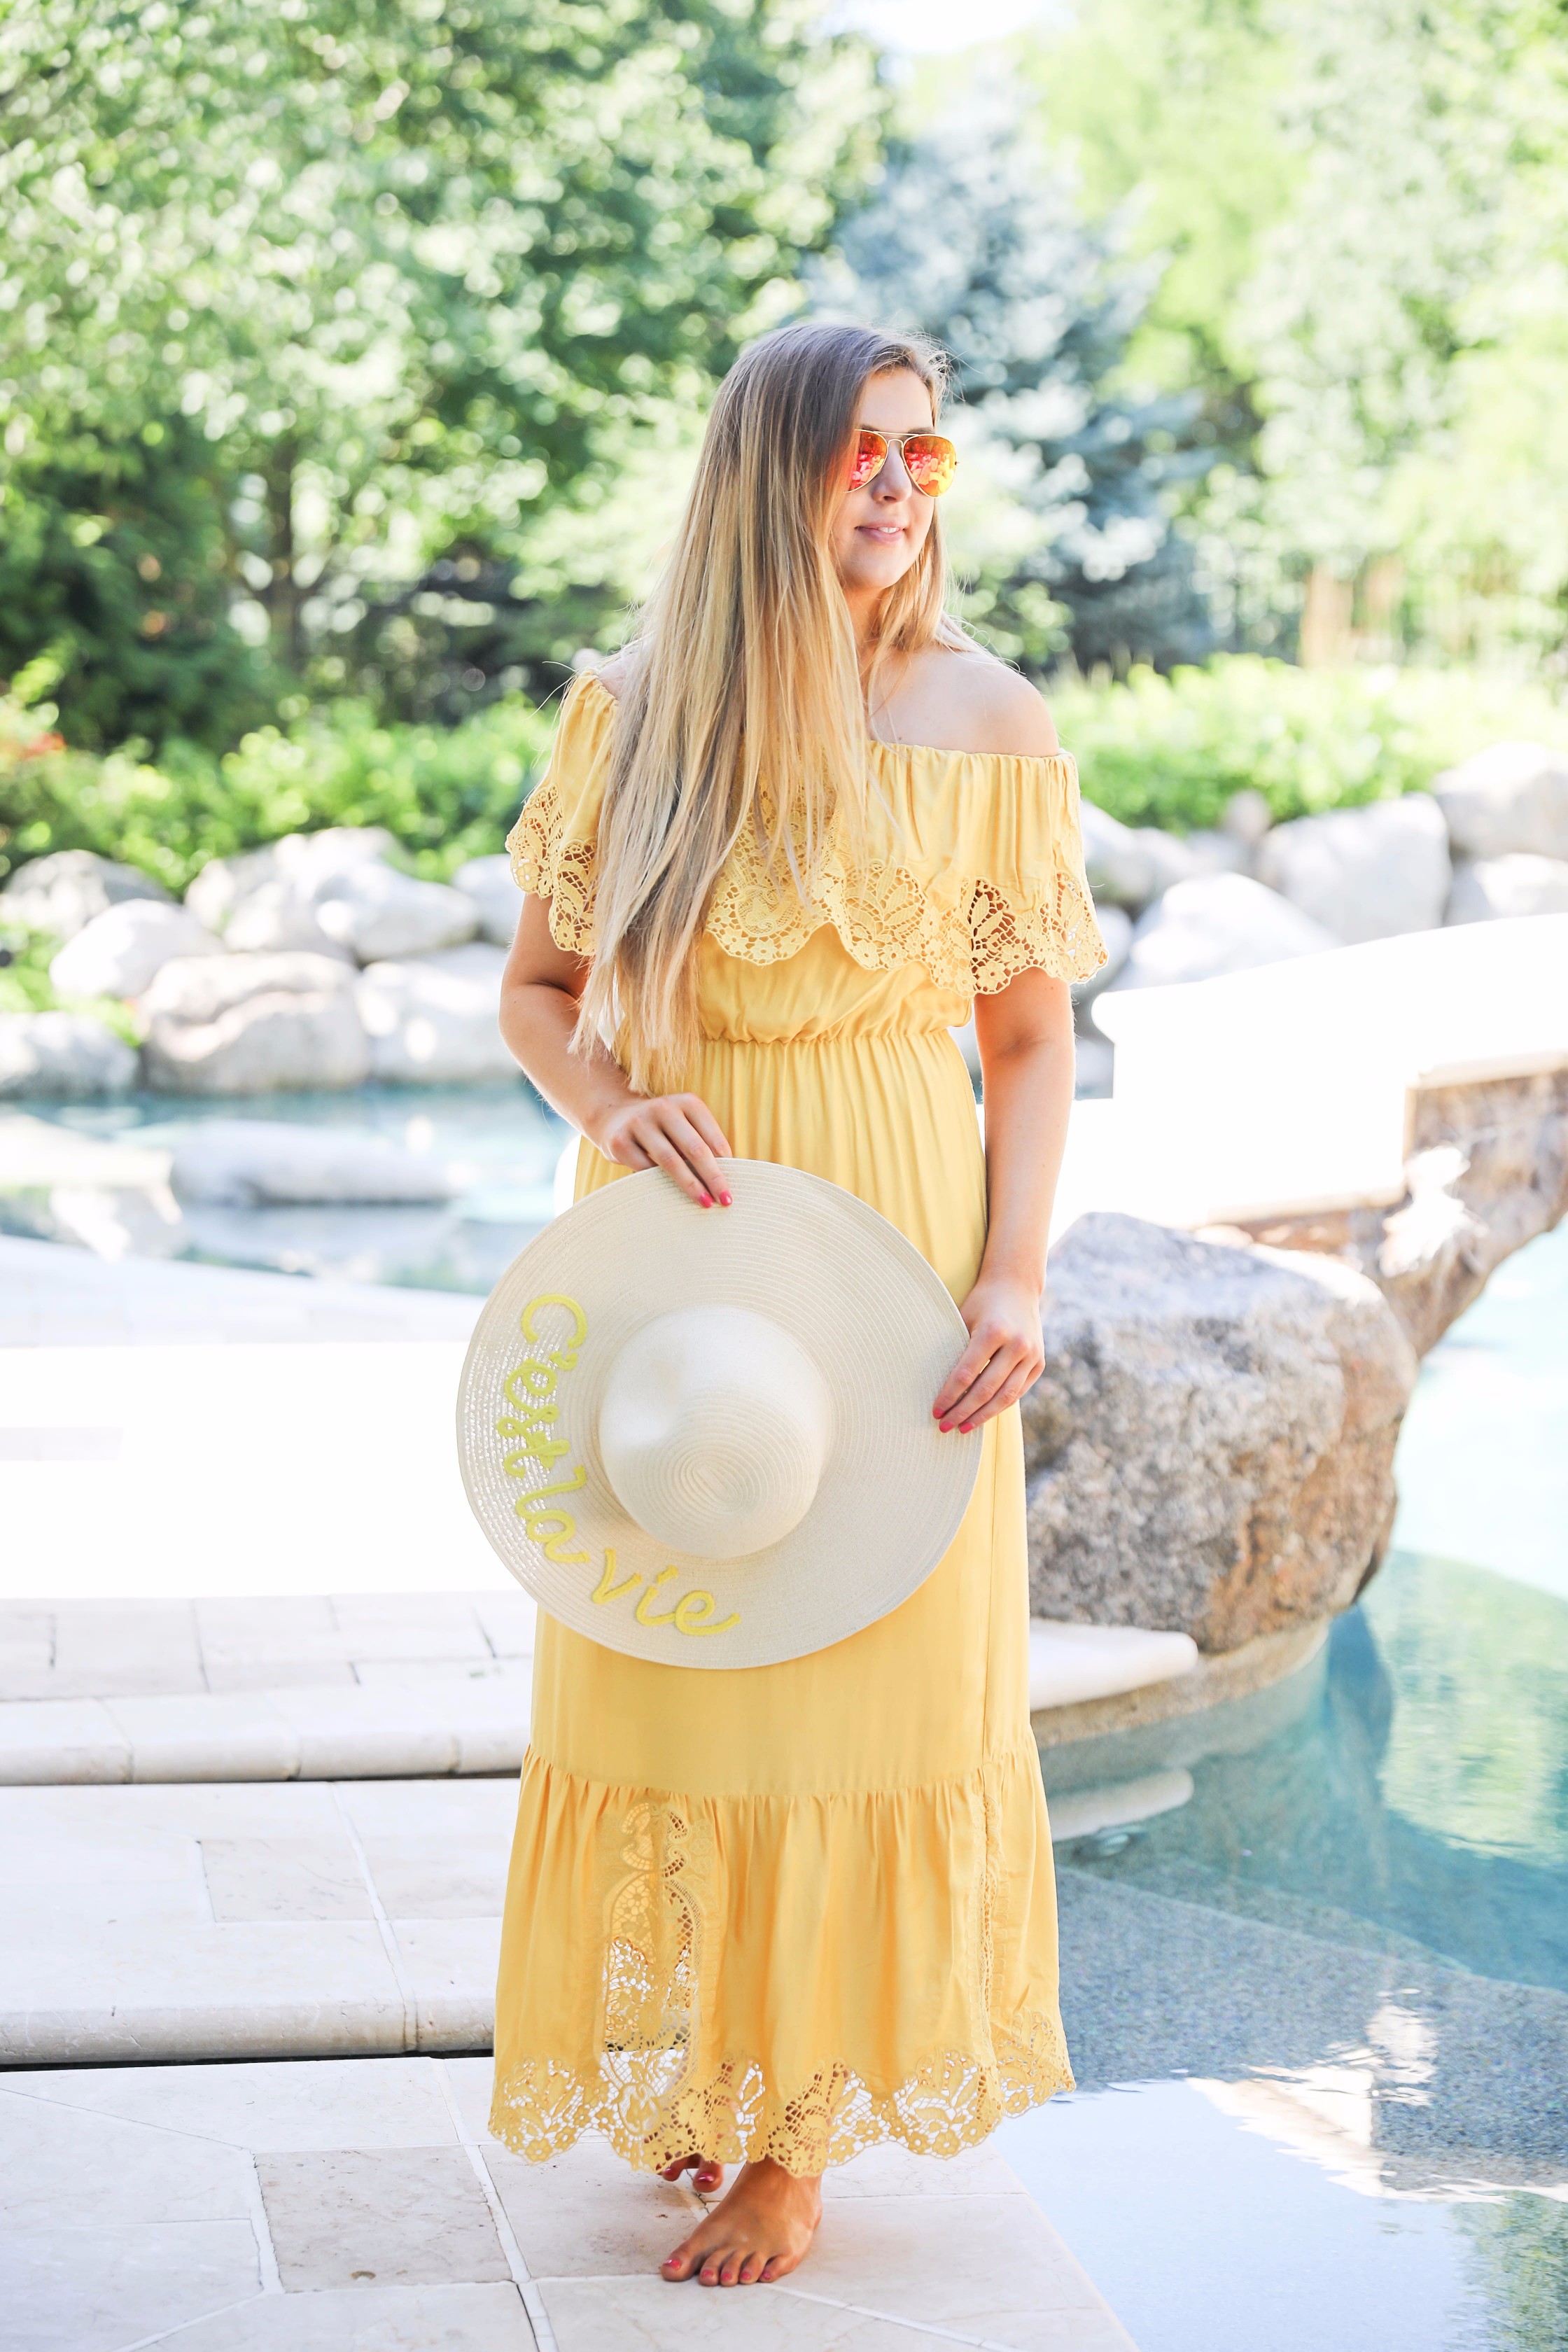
[3, 1083, 570, 1292]
[1003, 1221, 1568, 2352]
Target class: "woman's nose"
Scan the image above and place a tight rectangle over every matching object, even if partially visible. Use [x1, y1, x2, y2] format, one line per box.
[872, 452, 911, 498]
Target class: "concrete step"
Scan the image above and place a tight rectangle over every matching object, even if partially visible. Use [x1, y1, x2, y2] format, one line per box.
[0, 2052, 1138, 2351]
[0, 1772, 1193, 2068]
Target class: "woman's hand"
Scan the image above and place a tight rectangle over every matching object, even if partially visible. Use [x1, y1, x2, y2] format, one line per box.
[932, 1271, 1046, 1435]
[591, 1091, 736, 1210]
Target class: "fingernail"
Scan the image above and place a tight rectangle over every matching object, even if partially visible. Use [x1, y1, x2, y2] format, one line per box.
[699, 1193, 713, 1208]
[719, 1191, 733, 1207]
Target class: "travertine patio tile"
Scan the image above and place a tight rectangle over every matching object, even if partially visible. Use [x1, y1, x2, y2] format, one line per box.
[1, 2220, 263, 2352]
[0, 1698, 127, 1784]
[0, 2086, 256, 2222]
[484, 2135, 699, 2279]
[337, 1774, 520, 1842]
[360, 1834, 509, 1919]
[258, 2146, 510, 2290]
[536, 2276, 938, 2349]
[821, 2137, 1025, 2199]
[394, 1918, 504, 2050]
[0, 1919, 409, 2064]
[109, 1693, 301, 1781]
[167, 2283, 536, 2351]
[793, 2194, 1133, 2348]
[0, 2056, 458, 2152]
[268, 1687, 459, 1779]
[202, 1837, 377, 1923]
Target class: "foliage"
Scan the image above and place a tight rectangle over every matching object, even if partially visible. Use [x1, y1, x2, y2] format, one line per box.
[1049, 654, 1568, 832]
[0, 923, 140, 1044]
[1457, 2197, 1568, 2352]
[1012, 0, 1568, 664]
[0, 681, 554, 896]
[0, 0, 883, 742]
[818, 106, 1214, 675]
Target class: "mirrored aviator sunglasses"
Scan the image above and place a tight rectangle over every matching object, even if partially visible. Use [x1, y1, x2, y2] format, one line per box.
[847, 428, 959, 498]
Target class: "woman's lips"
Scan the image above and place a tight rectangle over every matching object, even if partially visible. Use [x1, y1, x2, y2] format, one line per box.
[858, 524, 906, 542]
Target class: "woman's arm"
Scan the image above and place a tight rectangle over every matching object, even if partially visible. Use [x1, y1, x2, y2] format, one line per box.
[931, 967, 1075, 1434]
[500, 892, 734, 1210]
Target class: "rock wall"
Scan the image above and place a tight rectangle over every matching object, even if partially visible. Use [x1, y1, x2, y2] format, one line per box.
[1025, 1214, 1417, 1653]
[1230, 1064, 1568, 1357]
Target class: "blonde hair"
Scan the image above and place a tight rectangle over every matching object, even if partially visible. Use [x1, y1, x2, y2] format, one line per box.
[578, 319, 965, 1093]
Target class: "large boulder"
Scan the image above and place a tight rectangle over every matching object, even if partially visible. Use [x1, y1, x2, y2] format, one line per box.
[453, 853, 521, 948]
[0, 1012, 138, 1099]
[1071, 903, 1132, 1007]
[313, 864, 479, 962]
[49, 901, 223, 1000]
[185, 828, 396, 932]
[1255, 794, 1450, 943]
[222, 881, 354, 961]
[1105, 872, 1337, 994]
[355, 943, 514, 1084]
[1434, 742, 1568, 861]
[139, 953, 370, 1095]
[1079, 804, 1162, 909]
[169, 1120, 456, 1205]
[1023, 1214, 1417, 1652]
[1446, 853, 1568, 925]
[1, 850, 171, 941]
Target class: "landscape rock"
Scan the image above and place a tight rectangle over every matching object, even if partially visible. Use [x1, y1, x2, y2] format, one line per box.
[1182, 829, 1252, 878]
[453, 853, 521, 948]
[140, 953, 370, 1096]
[1079, 803, 1161, 909]
[1233, 1062, 1568, 1358]
[169, 1120, 456, 1206]
[356, 943, 514, 1084]
[1105, 873, 1338, 995]
[1222, 788, 1273, 850]
[1446, 853, 1568, 925]
[313, 863, 479, 962]
[1071, 904, 1132, 1006]
[48, 901, 223, 1001]
[0, 1012, 138, 1099]
[1023, 1213, 1417, 1651]
[185, 829, 396, 932]
[1255, 794, 1450, 943]
[1434, 742, 1568, 862]
[1, 850, 172, 941]
[221, 882, 354, 961]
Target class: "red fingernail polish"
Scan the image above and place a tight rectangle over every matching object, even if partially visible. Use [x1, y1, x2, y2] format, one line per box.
[720, 1191, 733, 1207]
[699, 1192, 713, 1207]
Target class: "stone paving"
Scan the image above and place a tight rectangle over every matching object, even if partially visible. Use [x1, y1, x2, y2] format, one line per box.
[2, 2057, 1135, 2351]
[0, 1238, 1145, 2348]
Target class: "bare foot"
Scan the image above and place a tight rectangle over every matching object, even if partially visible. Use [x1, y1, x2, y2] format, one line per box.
[660, 2157, 822, 2286]
[659, 2151, 724, 2196]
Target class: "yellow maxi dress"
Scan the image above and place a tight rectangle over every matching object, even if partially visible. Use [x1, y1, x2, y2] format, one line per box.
[491, 671, 1106, 2176]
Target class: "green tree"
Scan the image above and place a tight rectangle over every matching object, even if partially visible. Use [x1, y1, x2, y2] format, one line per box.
[821, 106, 1215, 673]
[0, 0, 881, 742]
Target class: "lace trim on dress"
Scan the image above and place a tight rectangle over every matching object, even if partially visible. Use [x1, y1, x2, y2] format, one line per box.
[486, 1769, 1074, 2176]
[506, 776, 1107, 994]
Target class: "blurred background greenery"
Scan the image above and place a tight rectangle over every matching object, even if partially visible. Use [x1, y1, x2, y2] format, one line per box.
[4, 0, 1567, 881]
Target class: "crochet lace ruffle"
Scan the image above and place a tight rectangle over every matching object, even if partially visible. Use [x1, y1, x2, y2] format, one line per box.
[505, 672, 1107, 996]
[488, 1742, 1073, 2176]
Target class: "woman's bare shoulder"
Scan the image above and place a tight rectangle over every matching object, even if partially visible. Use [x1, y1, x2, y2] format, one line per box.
[587, 647, 635, 700]
[903, 643, 1060, 758]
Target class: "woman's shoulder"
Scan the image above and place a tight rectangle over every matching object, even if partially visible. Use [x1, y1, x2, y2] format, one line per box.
[886, 643, 1060, 760]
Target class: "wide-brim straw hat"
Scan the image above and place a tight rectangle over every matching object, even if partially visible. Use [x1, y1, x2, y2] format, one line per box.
[456, 1158, 982, 1670]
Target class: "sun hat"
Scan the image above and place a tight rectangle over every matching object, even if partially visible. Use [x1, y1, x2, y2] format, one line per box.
[455, 1158, 983, 1670]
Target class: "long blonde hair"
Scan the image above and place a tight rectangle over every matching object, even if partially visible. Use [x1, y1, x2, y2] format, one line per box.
[578, 319, 965, 1092]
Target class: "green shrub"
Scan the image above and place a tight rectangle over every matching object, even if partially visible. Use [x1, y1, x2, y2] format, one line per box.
[0, 923, 141, 1045]
[1051, 656, 1568, 831]
[0, 687, 556, 894]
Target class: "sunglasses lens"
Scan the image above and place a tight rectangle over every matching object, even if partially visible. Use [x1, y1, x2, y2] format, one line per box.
[902, 435, 958, 496]
[848, 429, 886, 489]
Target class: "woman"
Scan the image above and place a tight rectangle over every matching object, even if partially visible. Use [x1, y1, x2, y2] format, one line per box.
[493, 320, 1105, 2288]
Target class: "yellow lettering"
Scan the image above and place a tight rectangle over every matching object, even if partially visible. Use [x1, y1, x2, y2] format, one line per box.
[673, 1590, 741, 1637]
[496, 1407, 558, 1437]
[592, 1549, 641, 1606]
[542, 1532, 590, 1565]
[504, 1362, 555, 1408]
[634, 1567, 681, 1627]
[509, 1466, 586, 1506]
[521, 1294, 589, 1371]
